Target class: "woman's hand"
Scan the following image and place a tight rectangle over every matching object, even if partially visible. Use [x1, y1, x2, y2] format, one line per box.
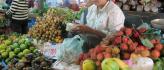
[71, 24, 106, 38]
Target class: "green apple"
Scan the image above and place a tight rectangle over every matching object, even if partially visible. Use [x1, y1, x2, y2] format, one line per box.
[18, 52, 24, 58]
[23, 49, 31, 55]
[4, 39, 12, 45]
[25, 39, 31, 46]
[19, 57, 27, 63]
[30, 47, 35, 51]
[0, 50, 5, 53]
[18, 39, 25, 44]
[1, 52, 8, 59]
[9, 52, 16, 59]
[14, 48, 21, 54]
[13, 43, 19, 49]
[6, 47, 11, 52]
[0, 44, 6, 50]
[20, 44, 27, 50]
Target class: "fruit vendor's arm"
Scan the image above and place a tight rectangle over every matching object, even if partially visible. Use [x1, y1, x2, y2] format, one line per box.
[72, 24, 106, 38]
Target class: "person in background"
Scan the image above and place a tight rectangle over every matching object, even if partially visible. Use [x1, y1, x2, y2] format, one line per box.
[28, 0, 34, 8]
[72, 0, 125, 36]
[5, 0, 12, 6]
[80, 0, 93, 24]
[46, 0, 63, 7]
[63, 0, 70, 7]
[6, 0, 29, 34]
[69, 0, 80, 11]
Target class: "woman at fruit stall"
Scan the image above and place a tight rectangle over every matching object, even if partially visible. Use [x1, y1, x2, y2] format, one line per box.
[71, 0, 125, 37]
[5, 0, 29, 34]
[56, 0, 125, 63]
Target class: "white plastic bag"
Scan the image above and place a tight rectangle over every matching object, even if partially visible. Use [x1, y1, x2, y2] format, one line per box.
[41, 42, 61, 59]
[129, 57, 154, 70]
[56, 35, 84, 64]
[52, 60, 80, 70]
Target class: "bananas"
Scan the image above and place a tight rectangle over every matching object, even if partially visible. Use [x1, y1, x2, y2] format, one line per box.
[113, 58, 129, 70]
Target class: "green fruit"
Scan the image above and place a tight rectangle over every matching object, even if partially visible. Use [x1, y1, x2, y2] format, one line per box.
[33, 49, 38, 53]
[9, 52, 16, 59]
[30, 47, 35, 51]
[14, 48, 21, 54]
[25, 40, 31, 46]
[101, 58, 120, 70]
[13, 43, 19, 49]
[0, 50, 5, 53]
[5, 58, 11, 64]
[4, 40, 12, 45]
[19, 57, 27, 62]
[82, 59, 96, 70]
[18, 52, 24, 58]
[23, 49, 31, 55]
[6, 48, 11, 52]
[0, 44, 6, 50]
[18, 39, 25, 44]
[20, 44, 27, 50]
[1, 52, 8, 59]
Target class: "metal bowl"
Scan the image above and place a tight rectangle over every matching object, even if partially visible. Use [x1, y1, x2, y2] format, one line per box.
[151, 19, 164, 30]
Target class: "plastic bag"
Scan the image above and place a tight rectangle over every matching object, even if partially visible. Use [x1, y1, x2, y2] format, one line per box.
[137, 23, 151, 30]
[129, 57, 154, 70]
[56, 35, 84, 64]
[41, 42, 61, 59]
[52, 60, 80, 70]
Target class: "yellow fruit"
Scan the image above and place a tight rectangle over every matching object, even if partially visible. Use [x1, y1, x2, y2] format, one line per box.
[113, 58, 129, 70]
[82, 59, 96, 70]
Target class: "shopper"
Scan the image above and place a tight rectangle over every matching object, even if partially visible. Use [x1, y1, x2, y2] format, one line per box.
[6, 0, 29, 34]
[72, 0, 125, 36]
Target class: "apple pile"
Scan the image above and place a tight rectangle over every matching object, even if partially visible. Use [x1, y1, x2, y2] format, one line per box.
[77, 45, 120, 70]
[0, 35, 53, 70]
[101, 27, 164, 60]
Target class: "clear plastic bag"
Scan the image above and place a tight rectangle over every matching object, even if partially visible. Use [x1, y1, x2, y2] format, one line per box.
[52, 60, 80, 70]
[56, 35, 84, 64]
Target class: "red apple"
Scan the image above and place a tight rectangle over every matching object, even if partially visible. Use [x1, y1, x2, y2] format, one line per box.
[151, 50, 160, 59]
[155, 43, 163, 51]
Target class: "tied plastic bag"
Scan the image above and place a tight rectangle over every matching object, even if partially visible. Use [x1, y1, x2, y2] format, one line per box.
[56, 35, 84, 64]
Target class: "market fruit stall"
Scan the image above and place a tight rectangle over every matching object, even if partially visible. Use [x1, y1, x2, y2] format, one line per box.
[0, 7, 164, 70]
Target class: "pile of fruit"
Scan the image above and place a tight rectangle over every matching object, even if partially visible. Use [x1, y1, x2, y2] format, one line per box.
[78, 27, 164, 70]
[100, 27, 163, 60]
[82, 58, 129, 70]
[28, 8, 75, 43]
[77, 45, 121, 69]
[0, 35, 52, 70]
